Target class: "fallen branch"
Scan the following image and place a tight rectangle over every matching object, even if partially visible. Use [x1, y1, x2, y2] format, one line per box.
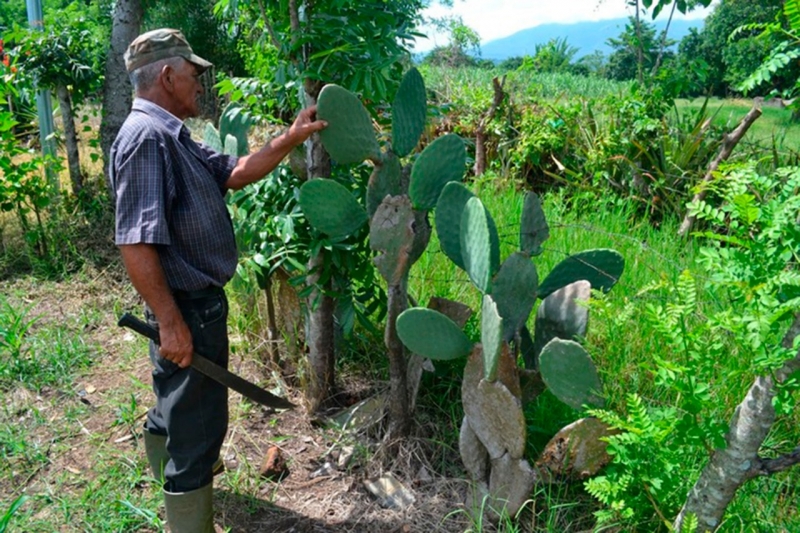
[677, 105, 762, 238]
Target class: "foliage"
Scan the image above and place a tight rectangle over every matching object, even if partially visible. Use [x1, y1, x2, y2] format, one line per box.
[144, 0, 246, 77]
[11, 3, 106, 103]
[737, 0, 800, 107]
[676, 0, 786, 97]
[214, 0, 425, 110]
[525, 38, 579, 74]
[0, 495, 28, 533]
[423, 15, 482, 68]
[606, 17, 675, 82]
[587, 163, 800, 529]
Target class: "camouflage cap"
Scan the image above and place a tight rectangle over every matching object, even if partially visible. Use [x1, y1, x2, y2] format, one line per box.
[124, 28, 212, 73]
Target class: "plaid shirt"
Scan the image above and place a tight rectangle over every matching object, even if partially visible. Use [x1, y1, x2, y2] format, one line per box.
[110, 98, 239, 291]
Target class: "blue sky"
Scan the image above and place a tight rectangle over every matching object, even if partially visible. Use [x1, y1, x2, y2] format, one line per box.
[414, 0, 717, 52]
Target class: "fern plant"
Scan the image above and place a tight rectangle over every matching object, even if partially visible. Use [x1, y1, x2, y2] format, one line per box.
[587, 163, 800, 530]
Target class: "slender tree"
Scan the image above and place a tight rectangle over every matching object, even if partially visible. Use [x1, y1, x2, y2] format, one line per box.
[101, 0, 142, 181]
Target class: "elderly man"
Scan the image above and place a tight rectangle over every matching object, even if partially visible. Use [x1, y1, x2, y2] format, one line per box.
[109, 28, 326, 532]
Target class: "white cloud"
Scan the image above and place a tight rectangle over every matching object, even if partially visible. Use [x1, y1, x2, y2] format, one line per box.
[414, 0, 717, 52]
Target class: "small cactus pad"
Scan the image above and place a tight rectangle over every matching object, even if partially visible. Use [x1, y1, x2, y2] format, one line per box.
[538, 249, 625, 299]
[317, 84, 381, 164]
[519, 192, 549, 256]
[533, 280, 591, 363]
[491, 252, 539, 342]
[539, 339, 604, 410]
[488, 453, 537, 519]
[407, 210, 431, 267]
[219, 102, 252, 156]
[299, 179, 367, 239]
[428, 297, 473, 329]
[435, 182, 474, 270]
[460, 417, 490, 482]
[460, 197, 501, 293]
[408, 134, 466, 210]
[223, 133, 238, 157]
[396, 308, 472, 361]
[366, 153, 403, 218]
[370, 195, 415, 285]
[462, 358, 527, 460]
[203, 123, 222, 153]
[391, 68, 427, 158]
[536, 418, 615, 479]
[481, 295, 503, 382]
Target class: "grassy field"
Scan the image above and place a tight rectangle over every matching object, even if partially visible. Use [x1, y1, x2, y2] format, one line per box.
[676, 97, 800, 152]
[3, 177, 800, 530]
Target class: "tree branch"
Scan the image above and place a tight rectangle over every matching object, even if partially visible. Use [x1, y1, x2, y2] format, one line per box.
[255, 0, 282, 51]
[747, 446, 800, 479]
[677, 105, 762, 237]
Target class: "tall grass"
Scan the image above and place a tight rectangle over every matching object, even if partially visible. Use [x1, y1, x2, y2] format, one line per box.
[419, 65, 631, 107]
[410, 179, 800, 531]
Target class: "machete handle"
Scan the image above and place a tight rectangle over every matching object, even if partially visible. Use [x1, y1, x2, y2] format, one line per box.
[118, 313, 160, 344]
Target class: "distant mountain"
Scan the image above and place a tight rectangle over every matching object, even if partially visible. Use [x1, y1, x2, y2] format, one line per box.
[480, 18, 705, 61]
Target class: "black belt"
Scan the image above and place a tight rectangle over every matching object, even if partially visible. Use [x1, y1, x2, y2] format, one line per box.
[172, 286, 224, 300]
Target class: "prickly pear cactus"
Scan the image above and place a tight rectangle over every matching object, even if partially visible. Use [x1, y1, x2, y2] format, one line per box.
[396, 186, 625, 522]
[317, 84, 381, 165]
[298, 179, 367, 239]
[219, 102, 252, 156]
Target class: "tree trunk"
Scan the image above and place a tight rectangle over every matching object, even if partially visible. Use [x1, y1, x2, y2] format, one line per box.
[56, 84, 82, 195]
[303, 78, 336, 413]
[675, 315, 800, 532]
[385, 280, 410, 438]
[101, 0, 142, 182]
[473, 76, 506, 176]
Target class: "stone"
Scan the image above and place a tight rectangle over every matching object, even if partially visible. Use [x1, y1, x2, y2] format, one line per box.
[536, 417, 616, 479]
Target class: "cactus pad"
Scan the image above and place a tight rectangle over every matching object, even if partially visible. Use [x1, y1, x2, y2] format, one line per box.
[299, 179, 367, 239]
[533, 280, 590, 363]
[203, 123, 222, 153]
[396, 308, 472, 361]
[539, 338, 604, 410]
[223, 133, 238, 157]
[435, 182, 474, 270]
[408, 134, 466, 210]
[538, 249, 624, 299]
[317, 84, 381, 164]
[370, 195, 415, 285]
[460, 197, 501, 293]
[481, 295, 503, 382]
[519, 192, 549, 256]
[219, 102, 252, 156]
[366, 153, 403, 218]
[491, 252, 538, 342]
[392, 68, 427, 158]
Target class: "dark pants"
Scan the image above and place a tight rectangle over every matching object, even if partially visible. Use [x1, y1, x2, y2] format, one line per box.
[143, 287, 229, 493]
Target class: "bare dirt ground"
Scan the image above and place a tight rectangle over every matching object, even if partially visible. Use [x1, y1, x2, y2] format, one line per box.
[1, 258, 474, 533]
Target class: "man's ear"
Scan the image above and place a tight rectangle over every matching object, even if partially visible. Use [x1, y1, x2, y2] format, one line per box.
[160, 64, 175, 93]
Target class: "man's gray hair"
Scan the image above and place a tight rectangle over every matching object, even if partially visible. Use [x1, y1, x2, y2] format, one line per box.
[130, 56, 185, 92]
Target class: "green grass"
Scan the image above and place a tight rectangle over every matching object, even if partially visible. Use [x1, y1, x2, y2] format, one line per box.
[410, 178, 800, 531]
[3, 173, 800, 531]
[676, 97, 800, 152]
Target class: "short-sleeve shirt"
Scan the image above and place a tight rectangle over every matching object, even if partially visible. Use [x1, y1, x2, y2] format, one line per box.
[109, 98, 239, 291]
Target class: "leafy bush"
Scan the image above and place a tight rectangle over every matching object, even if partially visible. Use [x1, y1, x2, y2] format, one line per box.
[586, 163, 800, 529]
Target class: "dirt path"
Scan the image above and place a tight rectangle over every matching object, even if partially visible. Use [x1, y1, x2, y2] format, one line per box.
[0, 264, 471, 532]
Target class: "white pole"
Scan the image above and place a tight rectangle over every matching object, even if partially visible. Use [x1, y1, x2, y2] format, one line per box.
[26, 0, 58, 194]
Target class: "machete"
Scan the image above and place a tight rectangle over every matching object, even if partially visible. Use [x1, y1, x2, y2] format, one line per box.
[118, 313, 294, 409]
